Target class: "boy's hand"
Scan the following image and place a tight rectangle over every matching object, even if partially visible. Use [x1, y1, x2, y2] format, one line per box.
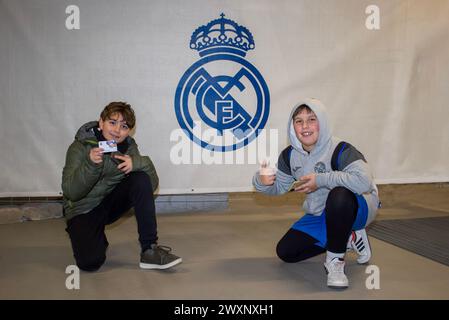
[259, 161, 276, 186]
[89, 147, 104, 164]
[114, 154, 133, 174]
[294, 174, 317, 193]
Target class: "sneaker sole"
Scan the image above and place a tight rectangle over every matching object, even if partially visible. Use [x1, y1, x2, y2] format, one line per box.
[328, 283, 349, 289]
[357, 255, 371, 264]
[140, 258, 182, 270]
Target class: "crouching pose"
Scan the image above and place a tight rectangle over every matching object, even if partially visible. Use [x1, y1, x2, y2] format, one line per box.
[253, 98, 380, 288]
[62, 102, 182, 271]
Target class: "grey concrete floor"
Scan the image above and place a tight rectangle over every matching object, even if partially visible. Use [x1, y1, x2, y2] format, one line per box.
[0, 184, 449, 299]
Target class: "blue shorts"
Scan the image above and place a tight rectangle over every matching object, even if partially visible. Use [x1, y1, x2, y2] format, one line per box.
[291, 194, 369, 248]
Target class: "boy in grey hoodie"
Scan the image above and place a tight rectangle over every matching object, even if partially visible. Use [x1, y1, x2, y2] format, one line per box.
[253, 98, 380, 288]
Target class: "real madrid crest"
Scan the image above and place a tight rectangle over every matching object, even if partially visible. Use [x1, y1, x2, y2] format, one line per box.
[174, 14, 270, 152]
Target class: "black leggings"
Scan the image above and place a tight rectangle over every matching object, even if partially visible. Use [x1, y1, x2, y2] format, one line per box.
[66, 171, 158, 271]
[276, 187, 358, 263]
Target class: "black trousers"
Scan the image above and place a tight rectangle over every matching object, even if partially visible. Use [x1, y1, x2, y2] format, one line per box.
[66, 171, 158, 271]
[276, 187, 358, 263]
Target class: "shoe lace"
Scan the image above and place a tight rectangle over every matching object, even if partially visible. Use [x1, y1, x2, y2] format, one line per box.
[329, 259, 345, 274]
[155, 245, 173, 255]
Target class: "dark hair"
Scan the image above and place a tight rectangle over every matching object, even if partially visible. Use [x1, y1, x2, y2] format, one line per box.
[292, 104, 313, 119]
[100, 102, 136, 129]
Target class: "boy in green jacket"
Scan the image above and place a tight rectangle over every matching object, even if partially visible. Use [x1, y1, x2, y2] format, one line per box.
[62, 102, 182, 271]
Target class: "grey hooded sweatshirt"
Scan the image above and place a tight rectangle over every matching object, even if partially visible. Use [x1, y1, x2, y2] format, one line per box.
[253, 98, 379, 224]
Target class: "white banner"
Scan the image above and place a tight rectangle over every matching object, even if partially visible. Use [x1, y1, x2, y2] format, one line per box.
[1, 0, 448, 196]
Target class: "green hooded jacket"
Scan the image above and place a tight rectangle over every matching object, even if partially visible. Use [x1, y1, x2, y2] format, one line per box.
[61, 121, 159, 221]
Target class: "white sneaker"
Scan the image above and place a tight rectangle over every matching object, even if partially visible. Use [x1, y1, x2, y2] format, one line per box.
[347, 229, 372, 264]
[324, 258, 348, 289]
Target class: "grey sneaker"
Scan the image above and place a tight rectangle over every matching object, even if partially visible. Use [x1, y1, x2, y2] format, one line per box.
[140, 244, 182, 270]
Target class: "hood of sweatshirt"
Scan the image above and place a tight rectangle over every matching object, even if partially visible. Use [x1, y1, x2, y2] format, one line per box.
[288, 98, 332, 156]
[75, 121, 99, 144]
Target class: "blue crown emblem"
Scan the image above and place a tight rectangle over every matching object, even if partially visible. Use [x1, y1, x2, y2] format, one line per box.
[190, 13, 255, 57]
[175, 13, 270, 152]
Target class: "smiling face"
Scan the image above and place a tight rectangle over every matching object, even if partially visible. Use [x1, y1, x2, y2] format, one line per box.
[293, 108, 320, 152]
[98, 113, 130, 143]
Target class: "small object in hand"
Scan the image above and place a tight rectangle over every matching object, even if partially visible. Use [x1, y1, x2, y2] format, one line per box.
[289, 180, 306, 191]
[99, 140, 117, 153]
